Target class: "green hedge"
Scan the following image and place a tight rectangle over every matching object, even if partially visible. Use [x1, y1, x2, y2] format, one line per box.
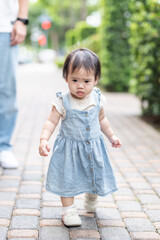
[66, 21, 97, 46]
[100, 0, 131, 92]
[130, 0, 160, 117]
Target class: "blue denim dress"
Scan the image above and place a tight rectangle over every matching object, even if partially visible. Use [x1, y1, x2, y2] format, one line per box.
[46, 88, 118, 197]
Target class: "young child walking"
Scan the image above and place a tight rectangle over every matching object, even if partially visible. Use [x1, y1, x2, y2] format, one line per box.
[39, 48, 121, 227]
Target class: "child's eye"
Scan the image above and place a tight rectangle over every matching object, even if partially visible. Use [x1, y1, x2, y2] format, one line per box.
[84, 80, 90, 83]
[72, 79, 77, 82]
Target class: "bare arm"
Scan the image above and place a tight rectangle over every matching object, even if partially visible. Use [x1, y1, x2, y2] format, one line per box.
[99, 108, 122, 148]
[11, 0, 29, 46]
[39, 106, 61, 156]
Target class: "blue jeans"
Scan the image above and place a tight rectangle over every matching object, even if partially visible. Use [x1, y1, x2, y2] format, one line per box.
[0, 33, 18, 151]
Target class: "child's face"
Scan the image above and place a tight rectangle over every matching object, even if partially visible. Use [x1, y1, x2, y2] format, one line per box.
[65, 67, 98, 99]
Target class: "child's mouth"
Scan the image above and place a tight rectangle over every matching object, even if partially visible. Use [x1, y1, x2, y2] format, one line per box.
[77, 91, 84, 96]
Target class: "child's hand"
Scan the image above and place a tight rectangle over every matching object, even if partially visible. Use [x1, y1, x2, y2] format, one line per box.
[39, 139, 50, 156]
[109, 135, 122, 148]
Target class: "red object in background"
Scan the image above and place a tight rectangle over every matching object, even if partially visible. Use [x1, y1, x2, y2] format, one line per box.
[41, 20, 51, 30]
[38, 35, 47, 46]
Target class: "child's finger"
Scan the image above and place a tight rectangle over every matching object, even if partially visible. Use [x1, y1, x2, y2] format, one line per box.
[46, 144, 50, 152]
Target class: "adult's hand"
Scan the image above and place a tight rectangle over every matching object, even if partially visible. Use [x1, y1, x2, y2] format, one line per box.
[10, 20, 27, 46]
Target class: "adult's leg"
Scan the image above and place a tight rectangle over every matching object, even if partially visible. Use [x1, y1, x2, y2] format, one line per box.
[0, 33, 18, 151]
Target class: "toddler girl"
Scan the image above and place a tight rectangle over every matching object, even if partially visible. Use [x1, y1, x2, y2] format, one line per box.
[39, 48, 121, 227]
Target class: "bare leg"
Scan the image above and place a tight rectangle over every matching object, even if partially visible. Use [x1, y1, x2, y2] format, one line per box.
[60, 196, 81, 226]
[61, 196, 74, 207]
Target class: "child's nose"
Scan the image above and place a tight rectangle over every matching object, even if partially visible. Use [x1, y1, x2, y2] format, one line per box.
[77, 83, 84, 88]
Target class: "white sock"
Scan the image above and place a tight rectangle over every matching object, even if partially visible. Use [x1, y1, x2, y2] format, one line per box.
[62, 204, 75, 215]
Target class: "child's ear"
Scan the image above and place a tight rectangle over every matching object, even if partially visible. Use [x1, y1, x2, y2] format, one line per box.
[95, 77, 98, 85]
[64, 73, 68, 83]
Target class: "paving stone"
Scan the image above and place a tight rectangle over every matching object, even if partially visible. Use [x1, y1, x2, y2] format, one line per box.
[71, 239, 98, 240]
[0, 192, 16, 201]
[146, 177, 160, 184]
[21, 180, 41, 185]
[70, 230, 100, 239]
[98, 195, 114, 202]
[0, 180, 19, 188]
[131, 232, 160, 240]
[126, 177, 146, 182]
[69, 217, 98, 230]
[24, 165, 42, 171]
[97, 219, 125, 227]
[143, 172, 160, 177]
[129, 182, 151, 190]
[153, 222, 160, 229]
[16, 199, 40, 209]
[96, 208, 121, 220]
[114, 195, 136, 201]
[19, 185, 41, 194]
[7, 229, 38, 238]
[0, 187, 18, 192]
[135, 190, 155, 194]
[137, 194, 160, 204]
[17, 193, 41, 199]
[100, 227, 131, 240]
[40, 219, 63, 226]
[122, 172, 142, 178]
[145, 210, 160, 222]
[13, 209, 40, 216]
[8, 239, 37, 240]
[10, 216, 39, 229]
[0, 175, 21, 180]
[138, 167, 156, 173]
[98, 202, 117, 208]
[2, 169, 22, 176]
[113, 188, 134, 196]
[41, 201, 61, 207]
[0, 219, 10, 226]
[42, 192, 60, 201]
[22, 174, 42, 181]
[121, 211, 147, 218]
[143, 204, 160, 210]
[116, 201, 142, 212]
[0, 201, 14, 206]
[118, 183, 129, 187]
[41, 207, 62, 219]
[124, 218, 155, 232]
[152, 184, 160, 188]
[155, 188, 160, 197]
[24, 170, 42, 175]
[0, 227, 8, 240]
[40, 227, 69, 240]
[78, 210, 94, 218]
[0, 206, 13, 218]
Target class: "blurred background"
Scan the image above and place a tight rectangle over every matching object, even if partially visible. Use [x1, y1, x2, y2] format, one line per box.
[20, 0, 160, 129]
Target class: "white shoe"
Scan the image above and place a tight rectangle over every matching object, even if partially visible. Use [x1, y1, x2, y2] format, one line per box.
[84, 193, 98, 213]
[62, 207, 82, 227]
[0, 151, 19, 169]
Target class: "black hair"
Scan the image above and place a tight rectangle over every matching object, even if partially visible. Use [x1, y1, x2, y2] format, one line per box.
[63, 48, 101, 80]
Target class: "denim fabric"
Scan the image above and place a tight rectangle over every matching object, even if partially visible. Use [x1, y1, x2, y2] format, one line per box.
[0, 33, 18, 151]
[46, 88, 118, 197]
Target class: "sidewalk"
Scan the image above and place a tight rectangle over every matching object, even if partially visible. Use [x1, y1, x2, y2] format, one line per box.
[0, 63, 160, 240]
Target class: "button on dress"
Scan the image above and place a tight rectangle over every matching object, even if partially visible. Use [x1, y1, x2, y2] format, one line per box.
[46, 88, 118, 197]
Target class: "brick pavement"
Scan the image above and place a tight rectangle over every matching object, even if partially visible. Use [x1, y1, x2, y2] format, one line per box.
[0, 63, 160, 240]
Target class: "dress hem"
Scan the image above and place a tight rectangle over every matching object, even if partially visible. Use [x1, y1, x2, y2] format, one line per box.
[46, 186, 118, 197]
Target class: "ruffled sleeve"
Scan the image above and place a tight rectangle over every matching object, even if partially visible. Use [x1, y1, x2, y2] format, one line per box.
[100, 93, 107, 109]
[51, 92, 66, 119]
